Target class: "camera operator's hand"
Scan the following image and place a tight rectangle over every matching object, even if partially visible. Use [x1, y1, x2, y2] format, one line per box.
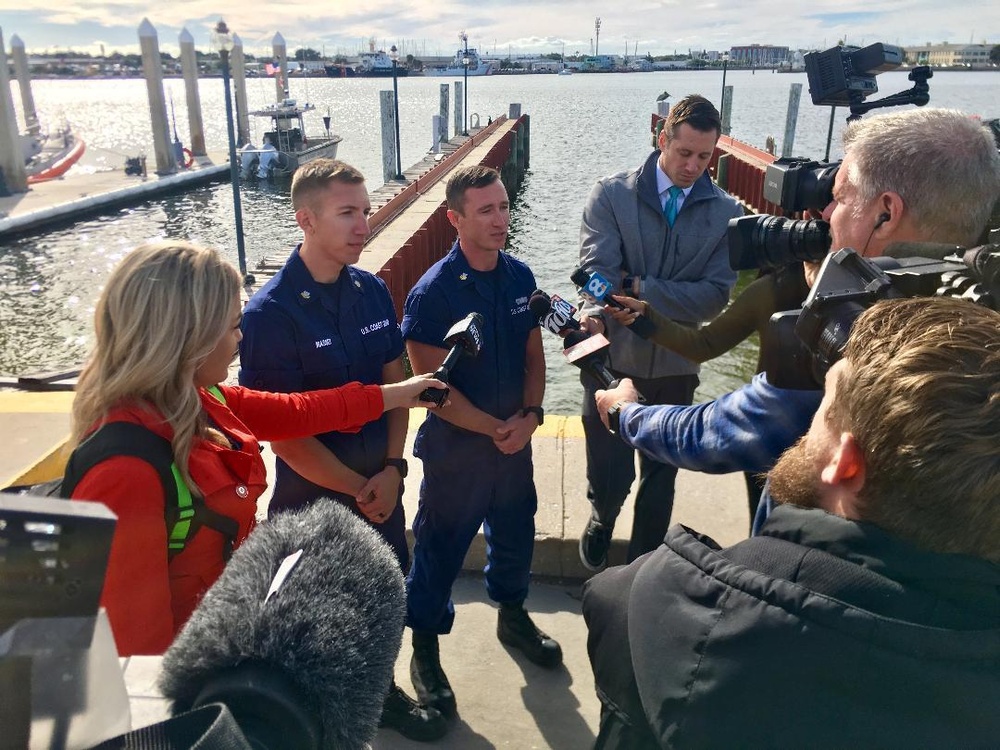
[595, 378, 641, 431]
[804, 260, 822, 288]
[605, 294, 645, 327]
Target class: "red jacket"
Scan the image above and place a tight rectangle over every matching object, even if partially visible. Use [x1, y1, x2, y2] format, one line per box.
[72, 382, 383, 656]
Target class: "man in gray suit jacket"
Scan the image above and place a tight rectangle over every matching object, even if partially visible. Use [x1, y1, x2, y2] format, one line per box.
[577, 94, 742, 569]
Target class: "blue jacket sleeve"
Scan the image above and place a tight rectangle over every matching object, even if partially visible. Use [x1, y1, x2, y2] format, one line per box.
[617, 373, 823, 474]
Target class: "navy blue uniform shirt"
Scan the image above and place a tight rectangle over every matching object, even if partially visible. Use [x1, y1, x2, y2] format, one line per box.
[402, 242, 537, 459]
[239, 246, 404, 506]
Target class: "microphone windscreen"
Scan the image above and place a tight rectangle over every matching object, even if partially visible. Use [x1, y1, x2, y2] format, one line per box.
[159, 501, 405, 750]
[528, 291, 552, 319]
[883, 241, 964, 260]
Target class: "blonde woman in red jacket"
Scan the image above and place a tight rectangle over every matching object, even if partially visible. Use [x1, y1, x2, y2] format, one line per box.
[69, 241, 444, 656]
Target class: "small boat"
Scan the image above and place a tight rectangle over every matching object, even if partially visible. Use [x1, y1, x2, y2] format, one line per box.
[23, 125, 86, 184]
[558, 67, 574, 76]
[425, 34, 496, 77]
[239, 99, 342, 181]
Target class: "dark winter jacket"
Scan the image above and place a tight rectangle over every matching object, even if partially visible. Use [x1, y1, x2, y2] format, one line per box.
[583, 504, 1000, 749]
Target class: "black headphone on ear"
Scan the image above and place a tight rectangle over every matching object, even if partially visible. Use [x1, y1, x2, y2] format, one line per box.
[874, 212, 891, 229]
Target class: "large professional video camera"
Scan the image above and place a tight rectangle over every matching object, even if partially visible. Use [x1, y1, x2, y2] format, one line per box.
[763, 244, 1000, 389]
[805, 43, 905, 107]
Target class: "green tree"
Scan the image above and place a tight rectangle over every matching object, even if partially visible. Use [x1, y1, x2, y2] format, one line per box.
[294, 47, 322, 61]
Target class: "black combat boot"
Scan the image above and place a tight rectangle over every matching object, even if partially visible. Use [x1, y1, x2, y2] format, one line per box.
[378, 681, 447, 742]
[410, 631, 457, 718]
[497, 601, 563, 668]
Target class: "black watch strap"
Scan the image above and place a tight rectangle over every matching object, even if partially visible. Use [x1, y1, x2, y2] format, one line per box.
[384, 458, 408, 478]
[521, 406, 544, 426]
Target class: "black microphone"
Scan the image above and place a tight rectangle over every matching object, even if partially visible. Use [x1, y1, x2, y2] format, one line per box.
[562, 330, 619, 389]
[418, 311, 486, 405]
[158, 501, 407, 750]
[570, 267, 656, 338]
[529, 289, 582, 336]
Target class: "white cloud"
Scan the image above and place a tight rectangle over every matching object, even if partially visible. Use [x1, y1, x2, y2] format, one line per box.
[3, 0, 996, 57]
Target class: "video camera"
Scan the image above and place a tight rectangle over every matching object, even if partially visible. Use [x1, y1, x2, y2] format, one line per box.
[763, 243, 1000, 389]
[804, 43, 904, 107]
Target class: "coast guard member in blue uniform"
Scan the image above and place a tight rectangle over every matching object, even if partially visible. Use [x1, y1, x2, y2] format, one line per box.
[238, 159, 446, 742]
[403, 165, 560, 721]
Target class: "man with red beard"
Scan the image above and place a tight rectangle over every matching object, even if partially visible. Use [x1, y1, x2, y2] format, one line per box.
[582, 296, 1000, 749]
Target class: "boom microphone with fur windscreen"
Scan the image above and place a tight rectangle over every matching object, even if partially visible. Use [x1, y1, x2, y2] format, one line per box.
[418, 312, 485, 406]
[158, 501, 406, 750]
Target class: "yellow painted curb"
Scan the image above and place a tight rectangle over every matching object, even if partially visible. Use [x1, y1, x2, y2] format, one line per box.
[3, 436, 70, 489]
[0, 391, 75, 413]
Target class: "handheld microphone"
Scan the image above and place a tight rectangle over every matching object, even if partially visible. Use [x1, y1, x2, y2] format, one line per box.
[159, 501, 407, 750]
[562, 330, 619, 389]
[570, 267, 656, 338]
[528, 289, 582, 336]
[418, 312, 485, 405]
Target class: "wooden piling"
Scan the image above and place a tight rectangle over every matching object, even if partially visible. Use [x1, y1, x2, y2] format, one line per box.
[231, 34, 251, 147]
[380, 90, 399, 185]
[272, 33, 288, 101]
[438, 84, 450, 142]
[781, 83, 802, 158]
[179, 28, 206, 156]
[453, 82, 463, 137]
[9, 35, 38, 135]
[138, 18, 176, 175]
[0, 28, 28, 193]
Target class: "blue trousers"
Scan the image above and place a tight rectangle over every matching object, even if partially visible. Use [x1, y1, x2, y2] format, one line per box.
[406, 442, 537, 634]
[581, 371, 698, 562]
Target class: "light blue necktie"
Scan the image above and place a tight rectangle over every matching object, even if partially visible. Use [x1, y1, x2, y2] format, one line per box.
[663, 185, 683, 227]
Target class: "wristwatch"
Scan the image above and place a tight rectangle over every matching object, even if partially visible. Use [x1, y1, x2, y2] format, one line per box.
[607, 402, 625, 435]
[384, 458, 408, 478]
[521, 406, 545, 426]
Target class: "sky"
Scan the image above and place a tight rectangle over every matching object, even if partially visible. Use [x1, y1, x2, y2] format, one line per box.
[2, 0, 997, 59]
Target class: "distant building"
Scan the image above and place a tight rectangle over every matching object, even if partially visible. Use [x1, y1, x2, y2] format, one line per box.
[730, 44, 790, 66]
[580, 55, 616, 72]
[530, 60, 562, 73]
[903, 43, 995, 67]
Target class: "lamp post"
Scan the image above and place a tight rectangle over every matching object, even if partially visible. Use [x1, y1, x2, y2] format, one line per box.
[212, 20, 249, 282]
[461, 32, 469, 136]
[389, 44, 403, 180]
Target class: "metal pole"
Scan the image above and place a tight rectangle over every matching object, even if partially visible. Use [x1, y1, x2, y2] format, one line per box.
[221, 49, 248, 279]
[392, 59, 403, 179]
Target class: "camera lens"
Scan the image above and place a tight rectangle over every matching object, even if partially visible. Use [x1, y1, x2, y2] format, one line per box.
[728, 215, 832, 270]
[798, 163, 840, 213]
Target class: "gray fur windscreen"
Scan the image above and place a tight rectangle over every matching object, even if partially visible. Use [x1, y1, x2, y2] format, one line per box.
[158, 500, 406, 750]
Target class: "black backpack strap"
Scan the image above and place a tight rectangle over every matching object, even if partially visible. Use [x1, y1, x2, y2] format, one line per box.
[62, 422, 240, 561]
[62, 422, 177, 506]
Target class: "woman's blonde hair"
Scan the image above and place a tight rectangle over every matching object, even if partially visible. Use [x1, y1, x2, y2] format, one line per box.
[71, 241, 241, 495]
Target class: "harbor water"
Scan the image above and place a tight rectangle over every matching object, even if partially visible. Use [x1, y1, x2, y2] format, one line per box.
[2, 70, 997, 414]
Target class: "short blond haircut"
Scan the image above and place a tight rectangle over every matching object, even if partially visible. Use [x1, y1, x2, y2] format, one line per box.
[829, 297, 1000, 562]
[290, 158, 365, 211]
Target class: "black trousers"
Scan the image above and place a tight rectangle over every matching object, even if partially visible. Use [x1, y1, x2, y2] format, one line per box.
[580, 371, 698, 562]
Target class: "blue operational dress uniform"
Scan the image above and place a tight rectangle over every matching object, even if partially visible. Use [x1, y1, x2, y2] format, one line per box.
[402, 242, 540, 634]
[238, 245, 410, 567]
